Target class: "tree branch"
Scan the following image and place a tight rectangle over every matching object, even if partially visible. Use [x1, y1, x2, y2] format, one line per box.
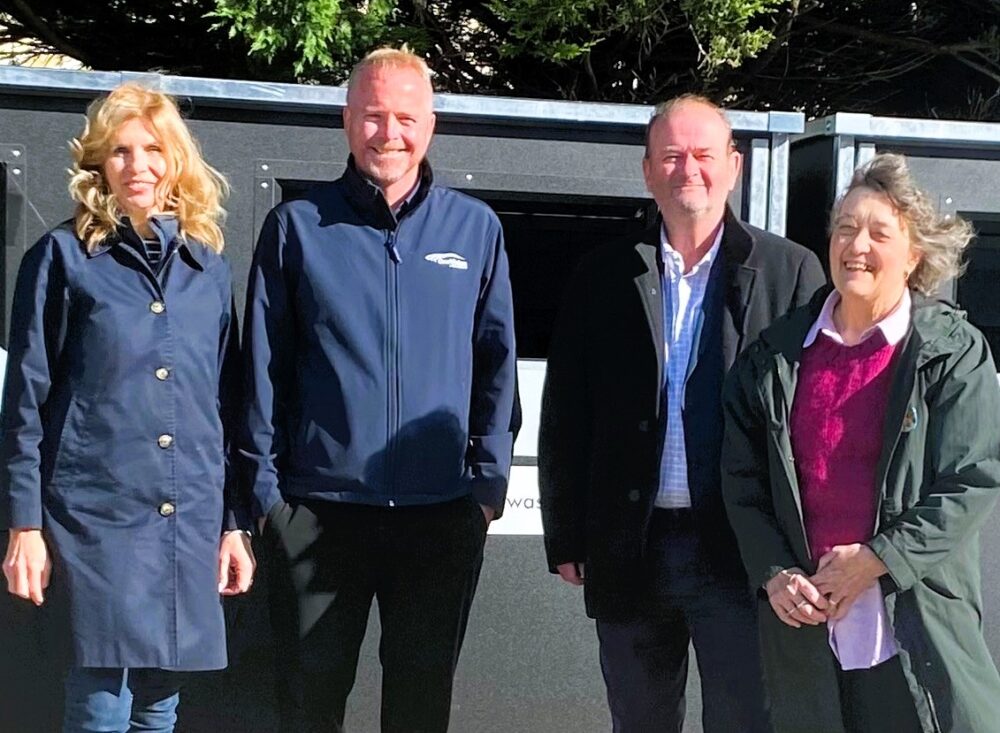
[5, 0, 88, 63]
[798, 15, 1000, 84]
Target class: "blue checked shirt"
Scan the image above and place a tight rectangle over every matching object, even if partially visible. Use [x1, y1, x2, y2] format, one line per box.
[655, 224, 724, 508]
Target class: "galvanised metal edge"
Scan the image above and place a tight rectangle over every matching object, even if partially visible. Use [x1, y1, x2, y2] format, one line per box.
[0, 66, 804, 134]
[796, 112, 1000, 147]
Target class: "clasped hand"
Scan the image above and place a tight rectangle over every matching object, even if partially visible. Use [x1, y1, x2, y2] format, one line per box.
[766, 543, 888, 628]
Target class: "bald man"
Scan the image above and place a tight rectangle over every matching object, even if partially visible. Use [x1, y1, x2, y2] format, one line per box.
[539, 95, 825, 732]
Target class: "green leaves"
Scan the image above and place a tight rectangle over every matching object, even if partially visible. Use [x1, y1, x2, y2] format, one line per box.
[681, 0, 784, 71]
[489, 0, 661, 61]
[490, 0, 783, 73]
[208, 0, 398, 78]
[209, 0, 784, 86]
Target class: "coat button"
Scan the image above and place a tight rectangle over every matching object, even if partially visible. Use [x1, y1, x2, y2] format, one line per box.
[157, 434, 174, 449]
[158, 501, 175, 517]
[150, 301, 165, 314]
[628, 489, 640, 502]
[638, 420, 649, 432]
[155, 367, 170, 381]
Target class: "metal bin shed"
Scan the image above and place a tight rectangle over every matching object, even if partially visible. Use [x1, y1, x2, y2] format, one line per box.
[0, 66, 804, 733]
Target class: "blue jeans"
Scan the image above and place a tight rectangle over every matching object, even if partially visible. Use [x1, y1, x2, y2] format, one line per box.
[63, 668, 183, 733]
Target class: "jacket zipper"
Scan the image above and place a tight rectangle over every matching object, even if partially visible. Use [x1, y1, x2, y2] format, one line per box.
[385, 228, 401, 506]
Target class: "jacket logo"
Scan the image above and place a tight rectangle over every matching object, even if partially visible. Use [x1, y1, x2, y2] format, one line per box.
[424, 252, 469, 270]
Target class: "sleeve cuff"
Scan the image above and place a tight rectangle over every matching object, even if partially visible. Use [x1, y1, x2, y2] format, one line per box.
[222, 505, 252, 533]
[471, 478, 507, 518]
[4, 500, 43, 532]
[868, 534, 917, 593]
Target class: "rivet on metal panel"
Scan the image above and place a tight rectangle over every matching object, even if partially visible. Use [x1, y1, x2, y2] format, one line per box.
[12, 168, 21, 175]
[945, 197, 953, 205]
[465, 174, 473, 181]
[10, 149, 20, 157]
[260, 181, 269, 189]
[261, 163, 269, 171]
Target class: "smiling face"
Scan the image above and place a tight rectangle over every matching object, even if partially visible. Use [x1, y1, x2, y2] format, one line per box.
[830, 186, 921, 312]
[642, 101, 741, 226]
[102, 116, 167, 225]
[343, 64, 436, 207]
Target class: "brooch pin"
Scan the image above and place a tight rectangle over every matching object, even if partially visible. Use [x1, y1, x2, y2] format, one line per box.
[902, 405, 918, 433]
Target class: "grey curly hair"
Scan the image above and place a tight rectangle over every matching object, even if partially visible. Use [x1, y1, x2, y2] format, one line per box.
[832, 153, 973, 296]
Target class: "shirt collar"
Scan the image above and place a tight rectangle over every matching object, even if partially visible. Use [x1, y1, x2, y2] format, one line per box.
[343, 155, 434, 226]
[660, 222, 724, 277]
[89, 214, 204, 270]
[390, 178, 421, 214]
[803, 288, 911, 347]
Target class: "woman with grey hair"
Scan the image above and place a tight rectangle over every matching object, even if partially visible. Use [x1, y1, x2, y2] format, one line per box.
[722, 152, 1000, 732]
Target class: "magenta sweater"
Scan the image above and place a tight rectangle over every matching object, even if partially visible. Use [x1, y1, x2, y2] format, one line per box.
[790, 332, 901, 561]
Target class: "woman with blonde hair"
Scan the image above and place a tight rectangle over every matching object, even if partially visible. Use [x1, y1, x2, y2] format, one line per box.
[723, 153, 1000, 732]
[0, 82, 255, 733]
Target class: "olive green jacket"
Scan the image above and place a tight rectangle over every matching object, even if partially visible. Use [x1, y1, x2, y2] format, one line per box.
[722, 290, 1000, 733]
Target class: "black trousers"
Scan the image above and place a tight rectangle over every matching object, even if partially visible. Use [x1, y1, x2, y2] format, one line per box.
[837, 656, 922, 733]
[596, 510, 771, 733]
[262, 496, 488, 733]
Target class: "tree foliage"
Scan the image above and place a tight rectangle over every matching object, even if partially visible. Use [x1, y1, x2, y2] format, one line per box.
[1, 0, 999, 119]
[0, 0, 268, 79]
[209, 0, 397, 77]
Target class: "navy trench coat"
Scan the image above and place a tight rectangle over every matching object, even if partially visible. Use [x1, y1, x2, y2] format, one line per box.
[0, 216, 240, 670]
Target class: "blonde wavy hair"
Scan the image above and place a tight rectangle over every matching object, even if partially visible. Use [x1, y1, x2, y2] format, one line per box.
[833, 153, 973, 296]
[68, 83, 229, 252]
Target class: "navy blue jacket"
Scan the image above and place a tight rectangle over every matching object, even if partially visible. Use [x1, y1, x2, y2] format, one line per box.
[242, 160, 519, 519]
[0, 216, 240, 669]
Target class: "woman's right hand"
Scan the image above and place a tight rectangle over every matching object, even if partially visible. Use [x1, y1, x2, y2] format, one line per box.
[765, 566, 829, 628]
[3, 528, 51, 605]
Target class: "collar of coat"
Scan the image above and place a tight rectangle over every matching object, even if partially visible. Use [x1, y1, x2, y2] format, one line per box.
[88, 214, 205, 271]
[342, 155, 434, 229]
[636, 207, 756, 302]
[756, 284, 973, 369]
[638, 205, 753, 263]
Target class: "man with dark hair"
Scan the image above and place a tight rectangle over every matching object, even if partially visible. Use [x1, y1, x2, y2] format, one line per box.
[242, 47, 519, 733]
[539, 95, 825, 732]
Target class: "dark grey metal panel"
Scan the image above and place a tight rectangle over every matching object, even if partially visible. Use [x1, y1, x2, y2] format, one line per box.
[1, 148, 29, 341]
[892, 148, 1000, 217]
[0, 74, 779, 733]
[0, 97, 759, 340]
[786, 135, 836, 263]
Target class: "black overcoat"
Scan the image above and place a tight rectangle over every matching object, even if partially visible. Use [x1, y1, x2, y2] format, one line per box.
[538, 208, 825, 619]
